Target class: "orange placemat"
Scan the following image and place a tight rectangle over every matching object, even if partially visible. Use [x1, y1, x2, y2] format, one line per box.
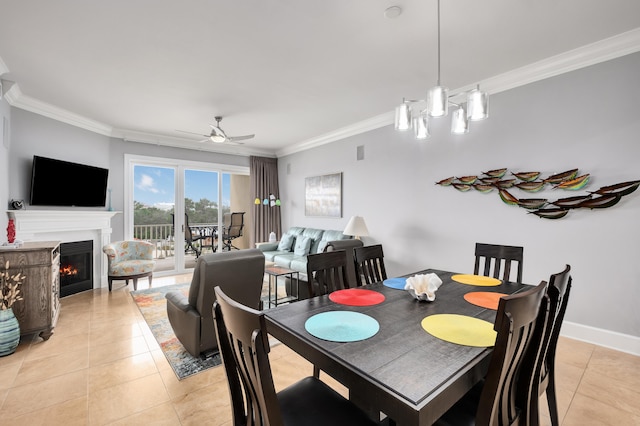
[463, 292, 507, 310]
[329, 289, 385, 306]
[421, 314, 497, 347]
[451, 274, 501, 286]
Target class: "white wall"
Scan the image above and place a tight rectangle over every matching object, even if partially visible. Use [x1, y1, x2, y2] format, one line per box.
[278, 52, 640, 352]
[0, 97, 9, 238]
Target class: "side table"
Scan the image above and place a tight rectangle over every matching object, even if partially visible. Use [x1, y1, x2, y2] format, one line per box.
[264, 265, 299, 308]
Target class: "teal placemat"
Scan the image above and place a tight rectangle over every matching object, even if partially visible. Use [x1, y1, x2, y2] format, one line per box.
[305, 311, 379, 342]
[383, 277, 407, 290]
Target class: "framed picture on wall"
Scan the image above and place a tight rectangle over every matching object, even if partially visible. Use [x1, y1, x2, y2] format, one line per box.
[305, 172, 342, 217]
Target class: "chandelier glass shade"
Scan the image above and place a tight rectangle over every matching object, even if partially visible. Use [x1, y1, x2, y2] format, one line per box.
[451, 103, 469, 134]
[394, 0, 488, 138]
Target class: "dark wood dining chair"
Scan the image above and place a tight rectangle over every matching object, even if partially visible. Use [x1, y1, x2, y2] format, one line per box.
[306, 249, 351, 298]
[474, 242, 524, 283]
[306, 249, 350, 377]
[434, 280, 549, 426]
[354, 244, 387, 286]
[530, 265, 572, 426]
[212, 286, 378, 426]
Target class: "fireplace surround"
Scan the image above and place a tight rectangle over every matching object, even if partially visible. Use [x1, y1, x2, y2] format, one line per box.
[8, 210, 119, 289]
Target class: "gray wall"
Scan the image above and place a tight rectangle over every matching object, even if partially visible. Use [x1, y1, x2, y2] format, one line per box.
[278, 52, 640, 340]
[8, 108, 112, 208]
[5, 109, 249, 242]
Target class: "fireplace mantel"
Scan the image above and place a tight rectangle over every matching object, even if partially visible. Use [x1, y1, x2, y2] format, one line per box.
[7, 210, 120, 289]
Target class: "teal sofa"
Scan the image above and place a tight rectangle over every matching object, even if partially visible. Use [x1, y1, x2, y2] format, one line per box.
[257, 226, 363, 298]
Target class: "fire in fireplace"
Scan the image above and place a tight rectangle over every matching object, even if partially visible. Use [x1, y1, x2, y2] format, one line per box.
[60, 240, 93, 297]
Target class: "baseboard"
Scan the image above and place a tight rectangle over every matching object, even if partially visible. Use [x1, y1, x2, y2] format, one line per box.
[561, 321, 640, 356]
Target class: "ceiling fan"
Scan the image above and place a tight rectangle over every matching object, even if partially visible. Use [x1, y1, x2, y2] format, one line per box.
[177, 116, 255, 144]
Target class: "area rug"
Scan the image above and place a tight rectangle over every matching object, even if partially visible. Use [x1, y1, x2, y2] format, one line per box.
[131, 284, 222, 380]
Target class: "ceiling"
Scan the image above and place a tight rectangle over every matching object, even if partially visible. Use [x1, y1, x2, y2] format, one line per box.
[2, 1, 640, 157]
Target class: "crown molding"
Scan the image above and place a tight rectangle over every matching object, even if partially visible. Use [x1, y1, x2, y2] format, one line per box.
[3, 27, 640, 157]
[0, 56, 8, 75]
[115, 129, 277, 158]
[7, 85, 113, 135]
[276, 111, 393, 157]
[281, 27, 640, 157]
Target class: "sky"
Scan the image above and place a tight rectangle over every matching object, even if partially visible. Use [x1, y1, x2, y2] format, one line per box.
[134, 165, 231, 210]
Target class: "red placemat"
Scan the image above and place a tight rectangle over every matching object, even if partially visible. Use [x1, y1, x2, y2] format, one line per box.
[463, 292, 507, 310]
[329, 289, 385, 306]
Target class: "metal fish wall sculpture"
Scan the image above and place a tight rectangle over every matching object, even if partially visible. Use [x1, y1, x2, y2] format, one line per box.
[436, 168, 639, 220]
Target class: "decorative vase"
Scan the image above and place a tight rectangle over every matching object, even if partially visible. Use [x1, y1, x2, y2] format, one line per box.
[0, 308, 20, 356]
[6, 219, 16, 244]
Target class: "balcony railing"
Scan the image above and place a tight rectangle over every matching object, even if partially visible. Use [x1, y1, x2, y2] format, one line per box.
[133, 222, 219, 259]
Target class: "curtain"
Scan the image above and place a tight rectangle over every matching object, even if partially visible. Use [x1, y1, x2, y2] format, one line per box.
[250, 156, 282, 247]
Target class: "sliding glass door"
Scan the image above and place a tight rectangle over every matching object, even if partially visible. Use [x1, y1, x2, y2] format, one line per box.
[125, 155, 249, 276]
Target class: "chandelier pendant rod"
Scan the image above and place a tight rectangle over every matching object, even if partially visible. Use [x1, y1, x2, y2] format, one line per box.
[436, 0, 441, 87]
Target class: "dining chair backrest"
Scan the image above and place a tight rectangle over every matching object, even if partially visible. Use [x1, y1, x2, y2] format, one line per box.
[306, 250, 350, 297]
[530, 264, 572, 426]
[213, 286, 378, 426]
[476, 280, 549, 426]
[353, 244, 388, 286]
[213, 286, 283, 425]
[474, 242, 524, 283]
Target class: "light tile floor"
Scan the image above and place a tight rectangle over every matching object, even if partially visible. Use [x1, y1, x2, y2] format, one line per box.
[1, 274, 639, 425]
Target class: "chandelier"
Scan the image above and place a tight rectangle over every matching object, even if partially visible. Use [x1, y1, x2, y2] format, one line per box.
[394, 0, 489, 139]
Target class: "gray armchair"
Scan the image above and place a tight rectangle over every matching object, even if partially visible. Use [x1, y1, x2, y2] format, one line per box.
[165, 248, 265, 357]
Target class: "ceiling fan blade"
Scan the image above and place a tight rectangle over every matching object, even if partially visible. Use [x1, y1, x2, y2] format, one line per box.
[176, 129, 209, 137]
[228, 134, 255, 142]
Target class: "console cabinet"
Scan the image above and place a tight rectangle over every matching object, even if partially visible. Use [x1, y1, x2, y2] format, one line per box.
[0, 241, 61, 340]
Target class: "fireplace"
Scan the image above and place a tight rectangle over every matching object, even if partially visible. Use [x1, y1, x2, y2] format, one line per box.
[60, 240, 93, 297]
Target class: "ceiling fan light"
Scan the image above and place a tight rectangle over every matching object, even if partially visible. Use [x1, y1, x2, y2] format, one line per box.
[413, 111, 430, 140]
[427, 85, 449, 117]
[210, 135, 226, 143]
[467, 87, 489, 121]
[395, 102, 412, 131]
[451, 104, 469, 135]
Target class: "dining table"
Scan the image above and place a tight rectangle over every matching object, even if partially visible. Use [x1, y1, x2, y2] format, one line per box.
[264, 268, 531, 426]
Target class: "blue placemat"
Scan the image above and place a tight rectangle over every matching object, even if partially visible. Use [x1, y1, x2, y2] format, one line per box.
[383, 277, 407, 290]
[304, 311, 380, 342]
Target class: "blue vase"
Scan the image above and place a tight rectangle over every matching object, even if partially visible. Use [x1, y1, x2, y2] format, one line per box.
[0, 308, 20, 357]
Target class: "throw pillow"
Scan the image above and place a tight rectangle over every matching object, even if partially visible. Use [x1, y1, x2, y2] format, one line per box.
[277, 234, 295, 252]
[294, 236, 312, 256]
[316, 239, 329, 254]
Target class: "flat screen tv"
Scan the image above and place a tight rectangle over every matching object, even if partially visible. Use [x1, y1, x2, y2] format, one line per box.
[30, 156, 109, 207]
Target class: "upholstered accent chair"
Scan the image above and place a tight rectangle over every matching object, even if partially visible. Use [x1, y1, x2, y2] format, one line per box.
[103, 240, 155, 291]
[165, 248, 265, 357]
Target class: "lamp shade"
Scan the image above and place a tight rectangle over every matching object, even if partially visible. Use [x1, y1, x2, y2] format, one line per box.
[413, 111, 430, 140]
[427, 85, 449, 117]
[451, 103, 469, 135]
[344, 216, 369, 239]
[395, 102, 412, 131]
[467, 87, 489, 121]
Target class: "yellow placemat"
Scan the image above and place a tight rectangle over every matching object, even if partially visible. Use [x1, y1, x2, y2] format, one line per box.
[421, 314, 497, 347]
[451, 274, 501, 286]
